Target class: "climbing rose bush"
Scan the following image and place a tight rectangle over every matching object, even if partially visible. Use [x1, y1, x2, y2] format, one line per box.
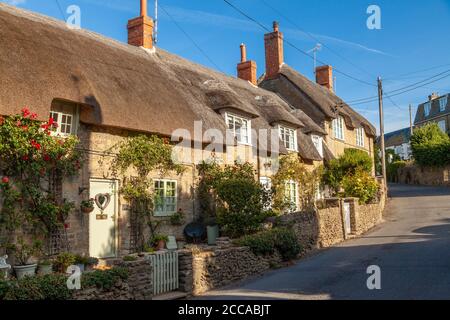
[0, 108, 82, 242]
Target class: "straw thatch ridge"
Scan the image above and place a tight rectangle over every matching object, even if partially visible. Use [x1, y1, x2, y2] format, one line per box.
[0, 3, 324, 161]
[260, 64, 376, 137]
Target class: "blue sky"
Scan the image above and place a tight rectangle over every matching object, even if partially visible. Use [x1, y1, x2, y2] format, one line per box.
[3, 0, 450, 133]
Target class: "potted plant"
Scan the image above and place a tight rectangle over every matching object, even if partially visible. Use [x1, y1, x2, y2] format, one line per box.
[151, 235, 169, 251]
[38, 258, 54, 275]
[53, 252, 76, 273]
[8, 238, 42, 280]
[205, 217, 219, 246]
[80, 198, 95, 214]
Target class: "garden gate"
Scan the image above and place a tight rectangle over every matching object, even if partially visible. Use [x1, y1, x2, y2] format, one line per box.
[147, 251, 179, 296]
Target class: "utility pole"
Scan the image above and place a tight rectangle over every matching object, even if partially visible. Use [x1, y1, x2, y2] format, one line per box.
[409, 104, 414, 136]
[378, 77, 387, 191]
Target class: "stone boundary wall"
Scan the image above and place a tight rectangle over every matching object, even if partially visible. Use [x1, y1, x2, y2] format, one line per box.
[179, 193, 386, 297]
[397, 164, 450, 186]
[179, 247, 281, 296]
[73, 258, 152, 300]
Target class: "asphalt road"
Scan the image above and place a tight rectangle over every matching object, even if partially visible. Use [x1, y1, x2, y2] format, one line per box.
[198, 184, 450, 300]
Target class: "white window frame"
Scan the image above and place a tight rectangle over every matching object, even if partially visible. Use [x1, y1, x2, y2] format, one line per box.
[285, 180, 298, 212]
[332, 116, 345, 141]
[440, 96, 448, 112]
[154, 180, 178, 217]
[279, 125, 298, 152]
[356, 127, 365, 148]
[49, 103, 79, 137]
[225, 112, 252, 146]
[424, 102, 431, 117]
[311, 135, 324, 157]
[438, 120, 446, 133]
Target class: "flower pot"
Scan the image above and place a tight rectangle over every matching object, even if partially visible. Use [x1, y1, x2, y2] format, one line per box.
[81, 207, 94, 214]
[155, 240, 166, 251]
[38, 264, 53, 275]
[14, 264, 37, 280]
[207, 225, 220, 246]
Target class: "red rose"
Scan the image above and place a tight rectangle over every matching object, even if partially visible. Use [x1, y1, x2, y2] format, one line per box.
[43, 154, 51, 162]
[21, 108, 30, 117]
[22, 155, 29, 161]
[2, 177, 9, 184]
[30, 113, 38, 120]
[21, 126, 28, 131]
[31, 140, 41, 150]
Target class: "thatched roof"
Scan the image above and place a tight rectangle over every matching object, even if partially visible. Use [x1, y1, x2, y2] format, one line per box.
[260, 64, 376, 137]
[0, 4, 327, 161]
[297, 131, 322, 161]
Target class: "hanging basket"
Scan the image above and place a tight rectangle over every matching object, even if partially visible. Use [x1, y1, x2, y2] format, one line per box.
[81, 206, 94, 214]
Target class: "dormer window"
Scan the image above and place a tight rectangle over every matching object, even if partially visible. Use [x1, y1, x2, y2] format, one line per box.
[424, 102, 431, 117]
[311, 135, 324, 157]
[49, 101, 79, 136]
[440, 96, 447, 112]
[279, 125, 297, 151]
[226, 112, 251, 145]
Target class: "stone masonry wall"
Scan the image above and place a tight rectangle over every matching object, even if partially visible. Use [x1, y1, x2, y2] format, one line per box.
[185, 247, 282, 296]
[397, 164, 450, 187]
[72, 258, 152, 300]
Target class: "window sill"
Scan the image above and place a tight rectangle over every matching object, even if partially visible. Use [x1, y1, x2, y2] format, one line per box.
[153, 212, 175, 218]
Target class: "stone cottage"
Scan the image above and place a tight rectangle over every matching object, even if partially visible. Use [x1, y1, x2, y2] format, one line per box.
[258, 22, 377, 164]
[0, 3, 326, 259]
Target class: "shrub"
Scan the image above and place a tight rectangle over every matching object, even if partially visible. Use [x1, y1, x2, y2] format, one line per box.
[237, 228, 301, 261]
[81, 267, 129, 290]
[216, 178, 271, 238]
[410, 123, 450, 167]
[323, 148, 373, 192]
[53, 252, 76, 273]
[341, 169, 379, 204]
[1, 274, 71, 300]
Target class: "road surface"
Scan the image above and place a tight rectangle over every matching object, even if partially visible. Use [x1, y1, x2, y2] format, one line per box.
[198, 184, 450, 300]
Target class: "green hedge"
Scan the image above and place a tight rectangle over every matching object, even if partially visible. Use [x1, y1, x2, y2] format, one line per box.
[411, 123, 450, 167]
[236, 228, 301, 261]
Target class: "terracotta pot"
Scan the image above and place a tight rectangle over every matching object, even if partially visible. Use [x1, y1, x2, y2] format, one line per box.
[81, 206, 94, 214]
[155, 240, 166, 251]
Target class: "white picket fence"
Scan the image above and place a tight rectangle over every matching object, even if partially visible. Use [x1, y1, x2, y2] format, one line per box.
[147, 251, 179, 296]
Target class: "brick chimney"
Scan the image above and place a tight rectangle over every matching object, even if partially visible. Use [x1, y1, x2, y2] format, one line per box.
[315, 65, 334, 91]
[127, 0, 154, 49]
[237, 44, 257, 85]
[264, 21, 284, 80]
[429, 92, 439, 101]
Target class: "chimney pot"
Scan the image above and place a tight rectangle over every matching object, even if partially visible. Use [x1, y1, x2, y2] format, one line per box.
[273, 21, 279, 32]
[240, 43, 247, 63]
[140, 0, 147, 17]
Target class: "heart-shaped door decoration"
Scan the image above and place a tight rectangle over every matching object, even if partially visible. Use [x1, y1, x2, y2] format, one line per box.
[95, 193, 111, 212]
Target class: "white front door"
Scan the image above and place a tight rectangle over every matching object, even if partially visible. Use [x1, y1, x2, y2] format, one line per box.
[89, 179, 118, 259]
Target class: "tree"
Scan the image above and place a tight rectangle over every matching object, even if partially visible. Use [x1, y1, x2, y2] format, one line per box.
[410, 123, 450, 167]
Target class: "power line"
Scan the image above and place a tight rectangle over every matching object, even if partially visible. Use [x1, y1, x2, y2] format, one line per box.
[258, 0, 375, 78]
[54, 0, 66, 20]
[347, 69, 450, 104]
[221, 0, 377, 88]
[384, 63, 450, 81]
[159, 5, 223, 72]
[350, 71, 450, 106]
